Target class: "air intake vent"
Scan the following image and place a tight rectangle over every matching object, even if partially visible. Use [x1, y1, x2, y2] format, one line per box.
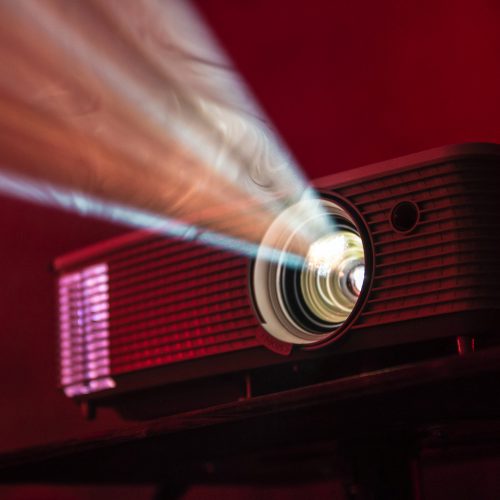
[59, 263, 115, 397]
[334, 160, 500, 328]
[57, 235, 260, 396]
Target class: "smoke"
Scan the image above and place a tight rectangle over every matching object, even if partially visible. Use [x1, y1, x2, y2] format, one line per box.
[0, 0, 332, 260]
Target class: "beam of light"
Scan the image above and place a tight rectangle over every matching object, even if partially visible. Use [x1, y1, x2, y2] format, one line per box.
[0, 0, 334, 263]
[0, 167, 304, 269]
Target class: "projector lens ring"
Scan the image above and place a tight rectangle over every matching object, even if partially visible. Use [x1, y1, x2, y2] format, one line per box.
[252, 198, 369, 345]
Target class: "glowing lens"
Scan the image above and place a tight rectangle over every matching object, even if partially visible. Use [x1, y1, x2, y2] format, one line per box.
[301, 230, 365, 326]
[252, 199, 369, 345]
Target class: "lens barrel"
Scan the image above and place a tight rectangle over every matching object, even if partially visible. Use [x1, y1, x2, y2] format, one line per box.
[252, 198, 368, 345]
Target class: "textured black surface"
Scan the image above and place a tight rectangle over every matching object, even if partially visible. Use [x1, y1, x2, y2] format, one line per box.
[3, 346, 500, 485]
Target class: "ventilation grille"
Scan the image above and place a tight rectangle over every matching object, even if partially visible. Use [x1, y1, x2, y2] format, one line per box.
[58, 236, 260, 396]
[335, 160, 500, 328]
[59, 264, 115, 397]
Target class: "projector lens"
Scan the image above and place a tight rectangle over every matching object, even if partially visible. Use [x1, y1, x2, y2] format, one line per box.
[252, 198, 369, 345]
[300, 231, 364, 325]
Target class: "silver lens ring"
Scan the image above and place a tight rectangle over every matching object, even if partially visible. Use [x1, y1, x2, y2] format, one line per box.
[252, 198, 367, 345]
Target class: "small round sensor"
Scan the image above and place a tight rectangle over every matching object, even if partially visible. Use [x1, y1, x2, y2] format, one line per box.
[390, 201, 419, 233]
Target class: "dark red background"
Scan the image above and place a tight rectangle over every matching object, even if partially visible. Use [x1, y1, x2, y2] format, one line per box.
[1, 0, 500, 497]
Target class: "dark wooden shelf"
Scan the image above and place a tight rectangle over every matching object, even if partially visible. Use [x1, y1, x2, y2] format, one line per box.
[2, 346, 500, 484]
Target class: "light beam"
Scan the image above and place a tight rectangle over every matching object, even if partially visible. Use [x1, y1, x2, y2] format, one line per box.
[0, 0, 333, 262]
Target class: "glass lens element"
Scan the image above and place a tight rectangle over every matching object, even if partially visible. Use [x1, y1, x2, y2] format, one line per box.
[301, 230, 364, 326]
[252, 198, 368, 345]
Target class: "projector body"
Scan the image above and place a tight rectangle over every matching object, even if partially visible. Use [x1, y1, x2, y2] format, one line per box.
[55, 144, 500, 418]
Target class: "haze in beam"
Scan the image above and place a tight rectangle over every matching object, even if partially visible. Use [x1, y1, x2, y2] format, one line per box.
[0, 0, 332, 261]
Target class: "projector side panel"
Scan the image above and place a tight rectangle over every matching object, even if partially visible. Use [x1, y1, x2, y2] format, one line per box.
[57, 235, 265, 398]
[330, 156, 500, 336]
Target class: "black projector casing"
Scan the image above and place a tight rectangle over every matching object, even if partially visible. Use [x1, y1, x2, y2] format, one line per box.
[55, 143, 500, 419]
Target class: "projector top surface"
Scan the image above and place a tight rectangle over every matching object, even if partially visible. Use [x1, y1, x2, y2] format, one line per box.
[312, 142, 500, 189]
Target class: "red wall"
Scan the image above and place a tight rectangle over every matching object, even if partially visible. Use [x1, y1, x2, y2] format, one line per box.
[1, 1, 500, 496]
[198, 0, 500, 175]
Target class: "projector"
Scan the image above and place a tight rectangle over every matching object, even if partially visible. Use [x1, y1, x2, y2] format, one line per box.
[55, 144, 500, 419]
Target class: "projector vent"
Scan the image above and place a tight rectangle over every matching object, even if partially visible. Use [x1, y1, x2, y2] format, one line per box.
[334, 160, 500, 328]
[58, 235, 260, 396]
